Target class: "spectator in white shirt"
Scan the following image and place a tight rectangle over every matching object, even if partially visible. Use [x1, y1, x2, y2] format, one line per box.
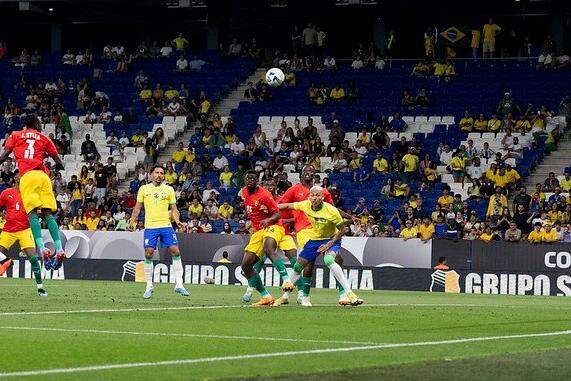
[56, 189, 71, 212]
[188, 57, 206, 71]
[99, 106, 112, 123]
[62, 50, 75, 65]
[229, 136, 245, 155]
[213, 153, 229, 171]
[75, 51, 85, 65]
[166, 99, 181, 116]
[351, 56, 364, 70]
[160, 41, 173, 57]
[537, 50, 554, 69]
[45, 81, 57, 92]
[228, 38, 242, 56]
[439, 144, 453, 165]
[375, 56, 386, 70]
[111, 46, 125, 58]
[467, 156, 485, 179]
[176, 56, 188, 71]
[202, 182, 220, 203]
[119, 131, 130, 148]
[323, 56, 336, 69]
[103, 45, 113, 58]
[503, 136, 523, 159]
[556, 50, 570, 69]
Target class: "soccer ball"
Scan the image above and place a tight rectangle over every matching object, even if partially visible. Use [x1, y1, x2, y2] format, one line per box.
[265, 68, 284, 87]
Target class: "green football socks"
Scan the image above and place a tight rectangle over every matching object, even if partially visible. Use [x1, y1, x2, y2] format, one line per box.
[28, 213, 45, 253]
[28, 255, 43, 285]
[45, 214, 63, 252]
[247, 274, 269, 297]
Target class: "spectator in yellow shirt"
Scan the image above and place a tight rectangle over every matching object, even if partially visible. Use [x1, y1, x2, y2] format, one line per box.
[528, 223, 543, 243]
[471, 29, 481, 58]
[172, 142, 187, 164]
[438, 189, 454, 211]
[164, 168, 178, 185]
[486, 187, 508, 220]
[164, 86, 179, 100]
[448, 152, 465, 182]
[560, 173, 571, 192]
[139, 87, 152, 101]
[482, 18, 501, 58]
[401, 148, 419, 182]
[487, 114, 502, 132]
[480, 226, 494, 243]
[474, 113, 488, 132]
[459, 110, 474, 132]
[542, 224, 559, 243]
[219, 166, 233, 188]
[85, 211, 100, 231]
[504, 165, 521, 187]
[418, 218, 435, 242]
[218, 201, 234, 221]
[373, 153, 389, 173]
[515, 117, 531, 132]
[185, 146, 196, 163]
[188, 199, 204, 219]
[172, 33, 189, 51]
[330, 84, 345, 100]
[399, 220, 418, 240]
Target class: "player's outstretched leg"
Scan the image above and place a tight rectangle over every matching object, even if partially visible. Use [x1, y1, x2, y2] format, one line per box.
[241, 251, 273, 307]
[263, 237, 294, 292]
[169, 244, 189, 297]
[273, 251, 300, 306]
[243, 255, 265, 303]
[22, 248, 47, 297]
[44, 210, 65, 270]
[0, 251, 13, 276]
[300, 265, 313, 307]
[28, 210, 53, 270]
[324, 253, 363, 306]
[143, 248, 155, 299]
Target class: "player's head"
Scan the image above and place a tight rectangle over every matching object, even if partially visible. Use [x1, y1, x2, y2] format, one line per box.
[308, 185, 325, 208]
[245, 170, 258, 190]
[301, 165, 316, 184]
[151, 165, 165, 184]
[23, 114, 41, 131]
[264, 180, 275, 195]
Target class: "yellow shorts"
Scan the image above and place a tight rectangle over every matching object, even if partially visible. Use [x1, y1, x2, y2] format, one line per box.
[278, 234, 297, 253]
[296, 227, 315, 252]
[0, 228, 35, 250]
[245, 225, 285, 258]
[483, 39, 495, 53]
[19, 170, 57, 213]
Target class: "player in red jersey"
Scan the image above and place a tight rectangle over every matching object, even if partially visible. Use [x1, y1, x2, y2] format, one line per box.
[242, 180, 299, 304]
[240, 171, 294, 307]
[280, 165, 357, 305]
[0, 182, 47, 296]
[0, 115, 66, 271]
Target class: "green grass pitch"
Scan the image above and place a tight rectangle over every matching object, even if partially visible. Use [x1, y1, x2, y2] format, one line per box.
[1, 278, 571, 380]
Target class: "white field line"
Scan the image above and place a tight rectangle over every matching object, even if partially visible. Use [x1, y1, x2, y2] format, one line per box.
[0, 305, 246, 316]
[1, 330, 570, 378]
[0, 326, 379, 346]
[0, 302, 553, 317]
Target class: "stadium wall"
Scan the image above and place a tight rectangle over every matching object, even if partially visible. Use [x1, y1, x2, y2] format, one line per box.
[3, 232, 571, 297]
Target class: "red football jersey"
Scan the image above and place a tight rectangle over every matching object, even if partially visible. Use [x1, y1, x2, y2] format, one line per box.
[241, 186, 281, 231]
[275, 193, 293, 236]
[0, 188, 30, 233]
[4, 129, 58, 176]
[280, 183, 334, 232]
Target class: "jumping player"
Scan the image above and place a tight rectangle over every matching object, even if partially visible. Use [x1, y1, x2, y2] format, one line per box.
[279, 165, 355, 305]
[0, 115, 66, 271]
[279, 186, 363, 307]
[240, 171, 294, 307]
[242, 180, 298, 304]
[130, 165, 189, 299]
[0, 184, 47, 296]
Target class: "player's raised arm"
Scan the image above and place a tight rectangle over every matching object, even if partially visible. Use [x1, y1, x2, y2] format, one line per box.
[278, 202, 294, 210]
[0, 136, 14, 165]
[45, 136, 65, 170]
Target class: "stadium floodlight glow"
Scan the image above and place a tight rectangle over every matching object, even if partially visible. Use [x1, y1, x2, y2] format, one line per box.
[48, 7, 54, 12]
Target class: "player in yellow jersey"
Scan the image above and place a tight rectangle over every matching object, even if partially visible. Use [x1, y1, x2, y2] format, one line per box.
[130, 165, 189, 299]
[279, 186, 363, 307]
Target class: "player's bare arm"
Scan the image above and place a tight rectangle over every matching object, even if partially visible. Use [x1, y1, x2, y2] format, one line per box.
[170, 204, 184, 227]
[318, 222, 348, 253]
[278, 202, 295, 210]
[129, 202, 143, 230]
[260, 211, 280, 228]
[0, 147, 12, 166]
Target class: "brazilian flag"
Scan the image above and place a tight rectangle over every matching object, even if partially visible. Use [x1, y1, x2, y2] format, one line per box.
[438, 26, 471, 48]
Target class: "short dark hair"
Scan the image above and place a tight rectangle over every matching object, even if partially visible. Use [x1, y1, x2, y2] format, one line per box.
[244, 170, 257, 177]
[152, 164, 165, 172]
[23, 114, 40, 129]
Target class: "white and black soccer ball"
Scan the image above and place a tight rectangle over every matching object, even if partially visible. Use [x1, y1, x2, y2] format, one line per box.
[265, 67, 285, 87]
